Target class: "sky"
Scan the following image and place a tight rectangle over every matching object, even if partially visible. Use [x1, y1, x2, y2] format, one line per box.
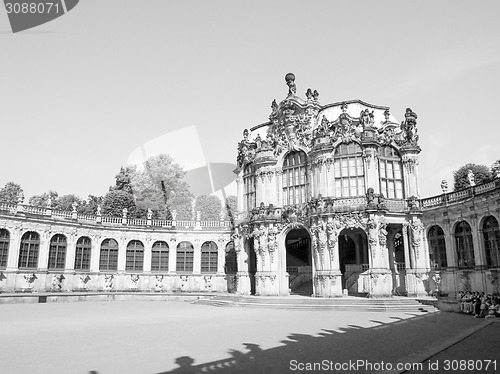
[1, 0, 500, 201]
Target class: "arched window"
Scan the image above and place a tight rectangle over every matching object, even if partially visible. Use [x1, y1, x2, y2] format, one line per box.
[333, 143, 365, 197]
[100, 239, 119, 271]
[151, 241, 169, 272]
[454, 221, 475, 268]
[48, 234, 67, 270]
[0, 229, 10, 269]
[201, 241, 218, 273]
[18, 231, 40, 269]
[176, 241, 194, 273]
[378, 146, 404, 199]
[243, 163, 256, 211]
[126, 240, 144, 271]
[282, 150, 308, 205]
[428, 225, 447, 268]
[483, 216, 500, 268]
[75, 236, 91, 270]
[225, 241, 237, 274]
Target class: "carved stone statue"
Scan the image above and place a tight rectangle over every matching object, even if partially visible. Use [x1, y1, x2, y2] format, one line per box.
[72, 202, 78, 213]
[196, 210, 201, 221]
[312, 90, 319, 101]
[147, 209, 153, 220]
[467, 169, 475, 186]
[96, 204, 102, 216]
[122, 208, 128, 218]
[366, 188, 375, 207]
[46, 195, 52, 208]
[305, 88, 313, 100]
[285, 72, 296, 96]
[441, 180, 448, 193]
[171, 209, 177, 221]
[400, 108, 419, 145]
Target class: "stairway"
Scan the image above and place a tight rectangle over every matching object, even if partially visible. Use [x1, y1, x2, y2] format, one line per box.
[193, 294, 439, 313]
[290, 280, 313, 297]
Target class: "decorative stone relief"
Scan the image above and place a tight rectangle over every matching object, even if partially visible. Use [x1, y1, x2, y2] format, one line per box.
[378, 219, 387, 247]
[409, 218, 424, 257]
[104, 274, 114, 291]
[129, 274, 140, 290]
[155, 275, 164, 292]
[51, 274, 64, 291]
[204, 275, 212, 291]
[366, 218, 378, 256]
[23, 273, 36, 291]
[80, 274, 91, 290]
[267, 226, 278, 264]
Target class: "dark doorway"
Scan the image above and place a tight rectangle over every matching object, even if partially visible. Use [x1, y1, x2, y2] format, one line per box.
[286, 228, 312, 296]
[338, 228, 369, 294]
[248, 239, 257, 295]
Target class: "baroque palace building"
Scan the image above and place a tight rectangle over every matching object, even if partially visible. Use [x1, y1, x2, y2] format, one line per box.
[0, 73, 499, 298]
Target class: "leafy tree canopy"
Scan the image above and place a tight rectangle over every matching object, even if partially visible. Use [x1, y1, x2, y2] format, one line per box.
[101, 190, 136, 217]
[453, 163, 492, 191]
[491, 159, 500, 178]
[0, 182, 24, 205]
[194, 195, 222, 221]
[28, 190, 59, 207]
[109, 166, 136, 195]
[224, 195, 237, 221]
[169, 195, 193, 220]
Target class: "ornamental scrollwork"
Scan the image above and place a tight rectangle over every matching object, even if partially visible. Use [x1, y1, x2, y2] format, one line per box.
[378, 219, 388, 247]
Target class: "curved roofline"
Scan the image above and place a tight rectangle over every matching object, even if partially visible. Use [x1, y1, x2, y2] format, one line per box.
[320, 99, 390, 111]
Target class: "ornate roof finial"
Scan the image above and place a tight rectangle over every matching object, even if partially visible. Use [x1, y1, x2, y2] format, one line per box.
[340, 102, 348, 113]
[285, 72, 296, 96]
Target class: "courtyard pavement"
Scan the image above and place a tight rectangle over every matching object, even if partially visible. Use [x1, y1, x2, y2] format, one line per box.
[0, 300, 498, 374]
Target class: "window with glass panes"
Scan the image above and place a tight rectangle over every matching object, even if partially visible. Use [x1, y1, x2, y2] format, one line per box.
[176, 241, 194, 272]
[454, 221, 475, 268]
[243, 164, 256, 211]
[333, 143, 365, 197]
[126, 240, 144, 271]
[18, 231, 40, 269]
[282, 151, 308, 205]
[378, 146, 404, 199]
[75, 236, 91, 270]
[225, 241, 237, 274]
[99, 239, 119, 271]
[483, 216, 500, 268]
[428, 226, 447, 268]
[151, 241, 169, 271]
[0, 229, 9, 269]
[201, 241, 218, 273]
[48, 234, 67, 270]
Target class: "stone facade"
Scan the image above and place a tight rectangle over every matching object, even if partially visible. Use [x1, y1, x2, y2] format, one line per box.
[421, 180, 500, 297]
[0, 203, 233, 293]
[233, 73, 430, 297]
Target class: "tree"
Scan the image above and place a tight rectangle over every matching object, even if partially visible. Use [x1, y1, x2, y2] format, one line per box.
[101, 190, 136, 217]
[169, 195, 193, 220]
[28, 190, 59, 207]
[78, 195, 104, 215]
[130, 154, 193, 219]
[491, 160, 500, 178]
[453, 163, 492, 191]
[0, 182, 24, 205]
[109, 166, 136, 195]
[194, 195, 222, 221]
[224, 195, 237, 220]
[54, 194, 83, 211]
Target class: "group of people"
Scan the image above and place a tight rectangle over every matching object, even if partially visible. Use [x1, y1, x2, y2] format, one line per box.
[458, 291, 500, 318]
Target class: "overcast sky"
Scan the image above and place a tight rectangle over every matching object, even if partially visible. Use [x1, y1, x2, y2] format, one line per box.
[1, 0, 499, 201]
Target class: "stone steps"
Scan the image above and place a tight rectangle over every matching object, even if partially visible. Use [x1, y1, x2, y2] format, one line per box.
[193, 295, 439, 313]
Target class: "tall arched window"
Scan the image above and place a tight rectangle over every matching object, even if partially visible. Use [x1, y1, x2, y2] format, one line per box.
[100, 239, 119, 271]
[176, 241, 194, 273]
[201, 241, 218, 273]
[225, 241, 237, 274]
[75, 236, 91, 270]
[151, 241, 169, 272]
[126, 240, 144, 271]
[428, 225, 447, 268]
[243, 163, 256, 211]
[0, 229, 10, 269]
[454, 221, 475, 268]
[378, 146, 404, 199]
[483, 216, 500, 268]
[333, 143, 364, 197]
[48, 234, 67, 270]
[18, 231, 40, 269]
[282, 150, 308, 205]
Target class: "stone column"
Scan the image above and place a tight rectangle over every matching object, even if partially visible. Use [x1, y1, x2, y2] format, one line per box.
[6, 228, 21, 271]
[90, 235, 101, 272]
[217, 239, 225, 275]
[64, 234, 77, 272]
[168, 237, 177, 273]
[442, 219, 456, 269]
[193, 239, 201, 275]
[143, 239, 152, 274]
[236, 235, 251, 295]
[38, 229, 51, 271]
[117, 237, 127, 273]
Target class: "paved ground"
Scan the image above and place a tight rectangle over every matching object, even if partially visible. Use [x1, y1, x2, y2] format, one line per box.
[0, 300, 498, 374]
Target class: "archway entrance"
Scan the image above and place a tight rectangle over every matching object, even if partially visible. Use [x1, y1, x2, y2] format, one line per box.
[285, 227, 312, 296]
[338, 228, 369, 295]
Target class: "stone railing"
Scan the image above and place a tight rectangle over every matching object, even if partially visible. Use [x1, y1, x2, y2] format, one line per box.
[420, 178, 500, 209]
[0, 203, 230, 230]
